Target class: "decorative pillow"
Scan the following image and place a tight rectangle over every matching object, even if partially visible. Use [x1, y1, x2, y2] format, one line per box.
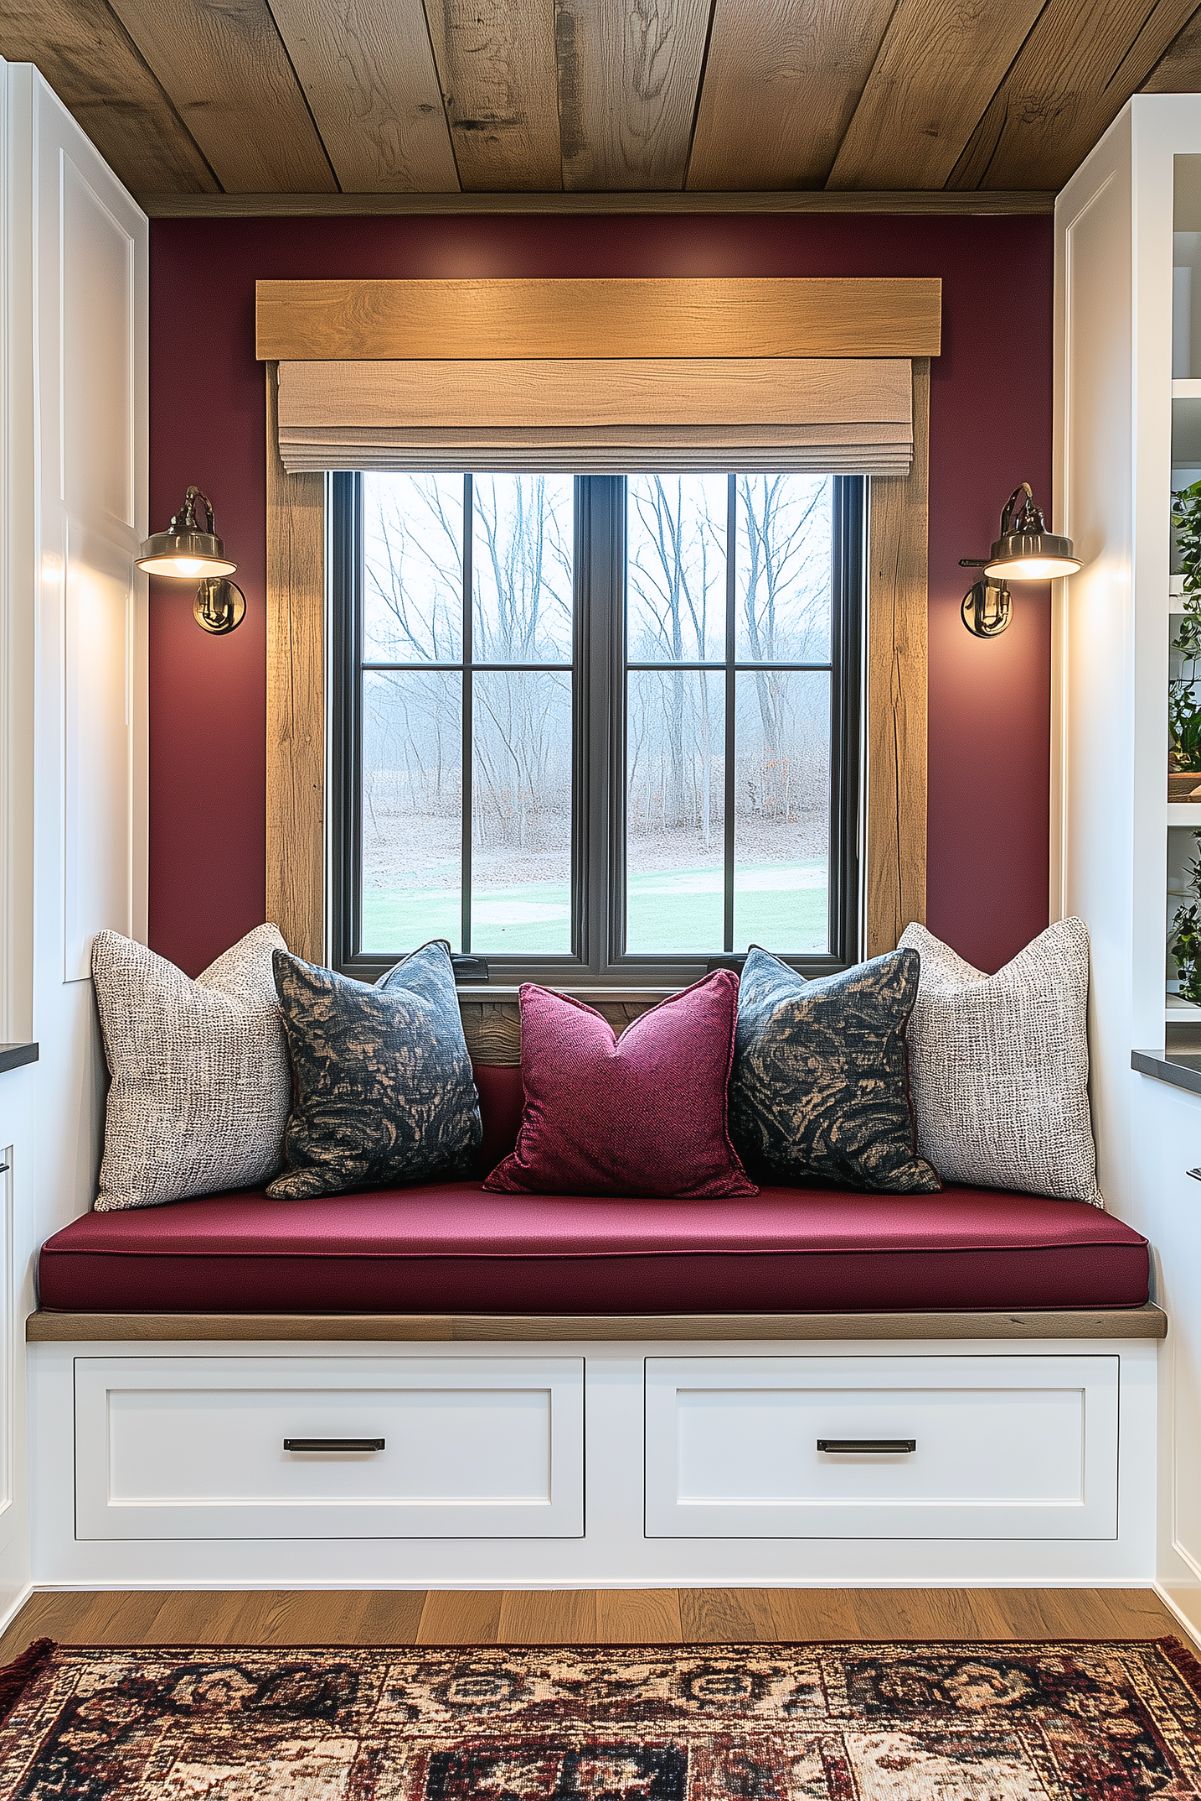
[92, 925, 290, 1211]
[731, 945, 940, 1193]
[268, 942, 480, 1200]
[898, 918, 1100, 1204]
[485, 972, 756, 1199]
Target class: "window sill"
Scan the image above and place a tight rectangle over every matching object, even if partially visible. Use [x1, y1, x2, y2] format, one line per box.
[457, 985, 678, 1003]
[1132, 1046, 1201, 1098]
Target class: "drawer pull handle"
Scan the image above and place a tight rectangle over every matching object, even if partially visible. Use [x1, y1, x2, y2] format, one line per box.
[817, 1438, 916, 1454]
[283, 1437, 385, 1453]
[0, 1163, 8, 1174]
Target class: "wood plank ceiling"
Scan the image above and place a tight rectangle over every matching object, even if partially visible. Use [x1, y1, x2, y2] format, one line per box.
[2, 0, 1200, 209]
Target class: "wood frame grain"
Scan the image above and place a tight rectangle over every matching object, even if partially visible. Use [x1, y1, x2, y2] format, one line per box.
[264, 360, 930, 1007]
[25, 1304, 1167, 1343]
[256, 276, 942, 362]
[865, 357, 929, 957]
[265, 368, 326, 963]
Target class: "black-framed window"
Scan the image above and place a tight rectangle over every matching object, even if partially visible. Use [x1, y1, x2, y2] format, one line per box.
[331, 470, 863, 987]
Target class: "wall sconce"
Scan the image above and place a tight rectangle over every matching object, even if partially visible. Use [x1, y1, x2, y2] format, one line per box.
[136, 485, 246, 635]
[959, 481, 1081, 638]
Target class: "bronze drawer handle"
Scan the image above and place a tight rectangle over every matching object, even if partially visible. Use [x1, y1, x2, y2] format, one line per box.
[817, 1438, 916, 1454]
[283, 1437, 385, 1453]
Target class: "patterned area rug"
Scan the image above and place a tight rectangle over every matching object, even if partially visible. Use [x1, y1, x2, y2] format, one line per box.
[0, 1636, 1200, 1798]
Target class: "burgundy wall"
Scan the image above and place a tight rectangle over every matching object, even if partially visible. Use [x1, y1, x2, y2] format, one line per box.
[149, 214, 1052, 977]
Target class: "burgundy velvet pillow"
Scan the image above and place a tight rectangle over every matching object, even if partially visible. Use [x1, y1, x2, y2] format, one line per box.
[485, 972, 757, 1199]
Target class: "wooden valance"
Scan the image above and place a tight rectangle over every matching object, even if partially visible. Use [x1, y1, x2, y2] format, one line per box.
[256, 277, 942, 362]
[259, 276, 940, 477]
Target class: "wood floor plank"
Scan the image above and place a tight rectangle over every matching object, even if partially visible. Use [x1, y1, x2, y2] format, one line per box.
[850, 1588, 1010, 1641]
[594, 1589, 683, 1643]
[495, 1590, 598, 1642]
[677, 1589, 781, 1642]
[0, 1588, 1187, 1663]
[766, 1589, 865, 1641]
[417, 1590, 502, 1644]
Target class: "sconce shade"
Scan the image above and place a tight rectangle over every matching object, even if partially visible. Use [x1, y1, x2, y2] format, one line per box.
[983, 482, 1081, 581]
[136, 485, 236, 580]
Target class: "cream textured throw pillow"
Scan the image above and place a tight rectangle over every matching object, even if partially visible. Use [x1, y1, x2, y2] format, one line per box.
[92, 925, 291, 1210]
[897, 918, 1100, 1205]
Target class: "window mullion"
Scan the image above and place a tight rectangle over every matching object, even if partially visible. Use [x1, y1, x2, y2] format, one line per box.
[583, 475, 624, 979]
[723, 473, 737, 956]
[460, 472, 473, 957]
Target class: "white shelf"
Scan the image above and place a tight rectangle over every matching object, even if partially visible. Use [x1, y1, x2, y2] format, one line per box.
[1166, 995, 1201, 1020]
[1173, 385, 1201, 464]
[1169, 803, 1201, 824]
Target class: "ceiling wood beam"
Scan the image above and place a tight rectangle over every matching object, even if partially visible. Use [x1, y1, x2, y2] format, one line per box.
[1143, 2, 1201, 86]
[688, 0, 895, 191]
[829, 0, 1044, 190]
[104, 0, 336, 193]
[141, 188, 1056, 217]
[950, 0, 1200, 191]
[423, 0, 561, 191]
[555, 0, 710, 190]
[0, 0, 218, 194]
[266, 0, 460, 192]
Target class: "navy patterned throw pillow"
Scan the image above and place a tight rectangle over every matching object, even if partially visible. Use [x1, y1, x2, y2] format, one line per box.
[267, 941, 481, 1200]
[731, 945, 941, 1193]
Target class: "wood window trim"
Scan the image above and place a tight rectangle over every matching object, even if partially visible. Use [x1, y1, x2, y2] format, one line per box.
[265, 360, 929, 1025]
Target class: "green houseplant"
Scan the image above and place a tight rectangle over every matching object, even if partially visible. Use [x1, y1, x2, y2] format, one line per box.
[1171, 479, 1201, 791]
[1172, 830, 1201, 1006]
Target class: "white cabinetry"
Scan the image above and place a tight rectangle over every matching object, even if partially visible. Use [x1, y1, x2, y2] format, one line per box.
[74, 1356, 585, 1540]
[30, 1337, 1156, 1589]
[644, 1355, 1119, 1541]
[0, 60, 147, 1625]
[1055, 95, 1201, 1641]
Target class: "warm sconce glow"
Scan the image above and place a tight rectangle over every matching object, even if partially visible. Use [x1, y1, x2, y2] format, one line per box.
[137, 485, 245, 633]
[136, 486, 237, 580]
[960, 481, 1080, 637]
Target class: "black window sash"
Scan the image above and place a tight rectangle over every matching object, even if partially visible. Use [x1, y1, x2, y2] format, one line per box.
[330, 471, 862, 987]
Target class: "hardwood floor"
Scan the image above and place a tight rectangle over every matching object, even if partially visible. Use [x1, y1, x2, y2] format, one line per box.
[0, 1587, 1184, 1664]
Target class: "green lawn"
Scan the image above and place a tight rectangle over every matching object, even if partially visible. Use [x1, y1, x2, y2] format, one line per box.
[363, 860, 829, 957]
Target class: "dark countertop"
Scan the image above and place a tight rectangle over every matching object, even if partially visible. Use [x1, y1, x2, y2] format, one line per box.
[0, 1043, 38, 1077]
[1132, 1046, 1201, 1097]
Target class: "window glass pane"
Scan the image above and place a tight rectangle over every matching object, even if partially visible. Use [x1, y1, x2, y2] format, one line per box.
[471, 670, 573, 954]
[472, 475, 574, 663]
[734, 669, 830, 953]
[362, 473, 463, 663]
[735, 474, 833, 663]
[626, 669, 725, 953]
[360, 669, 461, 953]
[627, 474, 727, 663]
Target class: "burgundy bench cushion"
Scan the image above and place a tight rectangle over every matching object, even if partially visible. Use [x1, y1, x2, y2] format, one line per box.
[37, 1182, 1149, 1314]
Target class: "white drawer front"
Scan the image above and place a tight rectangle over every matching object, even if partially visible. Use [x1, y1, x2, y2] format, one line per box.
[74, 1356, 583, 1540]
[645, 1355, 1119, 1539]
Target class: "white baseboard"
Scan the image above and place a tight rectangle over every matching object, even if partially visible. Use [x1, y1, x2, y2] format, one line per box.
[0, 1582, 34, 1642]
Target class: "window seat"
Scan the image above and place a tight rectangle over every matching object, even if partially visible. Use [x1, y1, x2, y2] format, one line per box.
[37, 1182, 1150, 1317]
[37, 1063, 1150, 1323]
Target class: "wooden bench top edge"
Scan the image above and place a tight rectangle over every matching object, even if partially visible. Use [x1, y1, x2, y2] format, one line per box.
[24, 1305, 1168, 1343]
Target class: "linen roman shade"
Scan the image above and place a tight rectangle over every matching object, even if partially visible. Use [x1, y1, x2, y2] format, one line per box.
[258, 276, 941, 478]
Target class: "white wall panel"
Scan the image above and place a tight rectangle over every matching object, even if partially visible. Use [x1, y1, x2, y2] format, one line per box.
[62, 526, 133, 980]
[0, 57, 146, 1625]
